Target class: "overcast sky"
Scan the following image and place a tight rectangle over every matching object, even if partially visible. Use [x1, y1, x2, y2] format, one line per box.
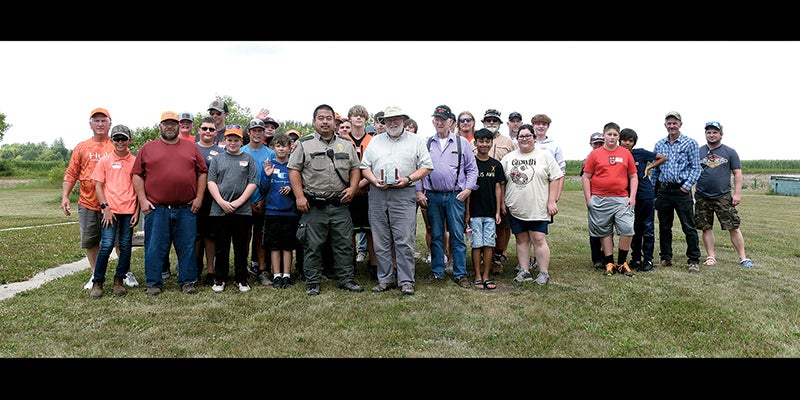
[1, 41, 798, 160]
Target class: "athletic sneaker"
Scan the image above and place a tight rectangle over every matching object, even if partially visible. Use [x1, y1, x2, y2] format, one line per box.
[534, 271, 550, 285]
[617, 262, 634, 276]
[211, 280, 225, 293]
[740, 259, 756, 268]
[687, 263, 700, 273]
[235, 281, 251, 292]
[258, 272, 273, 286]
[83, 277, 94, 290]
[425, 254, 431, 264]
[605, 263, 615, 277]
[161, 270, 171, 280]
[514, 269, 533, 282]
[123, 271, 139, 287]
[247, 261, 259, 276]
[356, 251, 367, 263]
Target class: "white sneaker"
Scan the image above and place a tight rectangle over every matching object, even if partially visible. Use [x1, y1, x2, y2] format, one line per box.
[425, 254, 431, 264]
[235, 281, 251, 292]
[445, 261, 453, 274]
[514, 269, 534, 283]
[123, 271, 139, 287]
[356, 251, 367, 263]
[211, 281, 225, 293]
[83, 277, 93, 290]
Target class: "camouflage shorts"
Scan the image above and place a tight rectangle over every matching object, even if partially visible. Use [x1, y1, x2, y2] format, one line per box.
[694, 193, 740, 231]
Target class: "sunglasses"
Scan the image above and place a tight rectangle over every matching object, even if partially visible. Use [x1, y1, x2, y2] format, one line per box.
[199, 127, 216, 132]
[226, 124, 242, 130]
[459, 118, 473, 123]
[210, 111, 223, 117]
[112, 136, 129, 142]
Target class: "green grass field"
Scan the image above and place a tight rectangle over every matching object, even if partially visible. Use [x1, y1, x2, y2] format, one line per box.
[0, 177, 799, 358]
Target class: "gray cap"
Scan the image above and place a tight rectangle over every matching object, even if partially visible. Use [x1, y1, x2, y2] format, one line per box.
[590, 132, 604, 143]
[178, 111, 193, 122]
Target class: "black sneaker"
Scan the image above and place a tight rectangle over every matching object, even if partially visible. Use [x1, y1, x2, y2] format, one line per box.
[638, 261, 654, 272]
[306, 284, 320, 296]
[630, 260, 642, 271]
[282, 276, 294, 287]
[272, 276, 284, 289]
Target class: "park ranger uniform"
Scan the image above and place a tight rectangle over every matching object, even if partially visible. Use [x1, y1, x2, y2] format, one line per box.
[287, 132, 361, 289]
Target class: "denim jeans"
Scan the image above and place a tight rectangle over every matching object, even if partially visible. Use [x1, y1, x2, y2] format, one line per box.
[426, 191, 467, 279]
[143, 206, 198, 287]
[92, 213, 133, 283]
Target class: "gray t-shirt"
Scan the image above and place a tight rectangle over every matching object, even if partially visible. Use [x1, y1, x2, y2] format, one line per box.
[207, 150, 258, 216]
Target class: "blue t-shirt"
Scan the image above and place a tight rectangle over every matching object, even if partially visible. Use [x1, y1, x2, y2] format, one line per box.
[242, 144, 276, 203]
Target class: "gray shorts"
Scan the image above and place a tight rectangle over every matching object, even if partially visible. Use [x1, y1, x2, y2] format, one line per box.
[587, 195, 635, 237]
[78, 205, 102, 248]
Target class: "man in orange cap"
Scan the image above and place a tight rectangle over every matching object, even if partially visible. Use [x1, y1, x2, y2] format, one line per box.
[62, 107, 119, 290]
[132, 111, 209, 296]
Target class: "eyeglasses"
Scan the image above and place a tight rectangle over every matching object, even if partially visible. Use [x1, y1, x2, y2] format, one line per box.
[200, 127, 216, 132]
[226, 124, 242, 130]
[459, 118, 473, 123]
[112, 136, 129, 142]
[517, 135, 534, 140]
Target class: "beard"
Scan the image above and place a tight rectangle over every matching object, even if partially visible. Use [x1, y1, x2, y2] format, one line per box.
[161, 129, 178, 141]
[486, 125, 499, 134]
[387, 125, 404, 137]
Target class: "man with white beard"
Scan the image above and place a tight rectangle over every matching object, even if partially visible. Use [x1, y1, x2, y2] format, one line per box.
[360, 106, 433, 295]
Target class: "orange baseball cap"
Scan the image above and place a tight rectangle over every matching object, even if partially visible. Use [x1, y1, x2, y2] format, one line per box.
[90, 107, 111, 119]
[160, 111, 179, 123]
[224, 124, 243, 139]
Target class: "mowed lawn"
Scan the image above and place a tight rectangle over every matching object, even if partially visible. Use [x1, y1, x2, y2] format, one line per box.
[0, 178, 799, 358]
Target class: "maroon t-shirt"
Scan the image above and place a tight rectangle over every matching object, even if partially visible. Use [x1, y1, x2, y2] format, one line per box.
[132, 139, 208, 205]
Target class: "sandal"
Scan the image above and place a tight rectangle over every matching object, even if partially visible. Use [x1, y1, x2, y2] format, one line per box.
[483, 280, 497, 290]
[473, 280, 484, 288]
[703, 256, 717, 266]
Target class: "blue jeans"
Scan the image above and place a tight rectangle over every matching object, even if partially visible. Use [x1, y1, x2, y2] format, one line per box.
[426, 191, 467, 279]
[93, 213, 133, 283]
[143, 206, 198, 287]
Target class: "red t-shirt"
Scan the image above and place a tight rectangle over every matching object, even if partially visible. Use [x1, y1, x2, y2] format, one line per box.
[583, 146, 636, 197]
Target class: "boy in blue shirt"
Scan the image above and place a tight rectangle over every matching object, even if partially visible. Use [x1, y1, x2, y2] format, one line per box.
[619, 128, 666, 272]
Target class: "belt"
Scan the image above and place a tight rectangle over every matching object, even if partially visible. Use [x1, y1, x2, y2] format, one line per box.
[155, 204, 191, 209]
[427, 190, 457, 194]
[658, 182, 682, 189]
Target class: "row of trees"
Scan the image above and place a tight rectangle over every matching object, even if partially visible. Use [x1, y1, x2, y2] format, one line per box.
[0, 96, 317, 163]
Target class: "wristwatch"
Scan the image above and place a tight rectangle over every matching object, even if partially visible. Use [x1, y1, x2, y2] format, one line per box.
[100, 203, 108, 209]
[406, 176, 413, 187]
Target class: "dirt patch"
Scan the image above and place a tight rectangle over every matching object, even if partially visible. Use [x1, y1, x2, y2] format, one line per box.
[0, 179, 29, 189]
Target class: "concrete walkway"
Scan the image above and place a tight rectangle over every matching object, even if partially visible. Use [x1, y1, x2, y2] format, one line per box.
[0, 256, 93, 301]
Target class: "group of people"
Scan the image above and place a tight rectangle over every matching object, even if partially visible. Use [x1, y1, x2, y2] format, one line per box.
[580, 111, 756, 279]
[64, 102, 756, 299]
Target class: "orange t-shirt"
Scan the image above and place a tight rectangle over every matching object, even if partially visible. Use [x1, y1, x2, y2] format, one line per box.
[63, 136, 115, 210]
[91, 151, 138, 214]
